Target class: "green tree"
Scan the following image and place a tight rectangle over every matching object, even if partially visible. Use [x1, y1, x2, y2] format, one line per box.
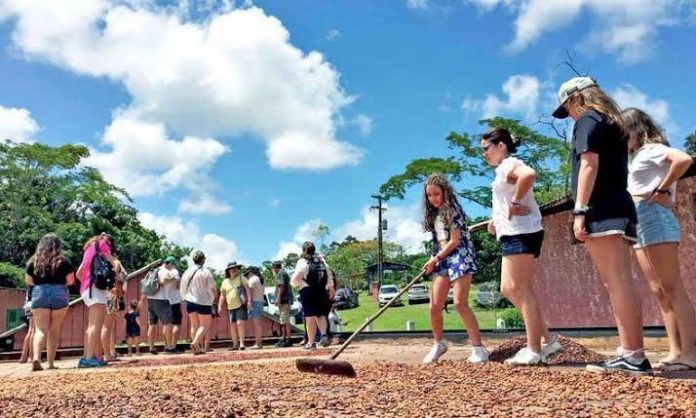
[379, 118, 570, 207]
[0, 141, 179, 285]
[686, 131, 696, 157]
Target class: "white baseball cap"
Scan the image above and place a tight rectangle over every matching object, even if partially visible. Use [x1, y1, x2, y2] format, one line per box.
[552, 77, 597, 119]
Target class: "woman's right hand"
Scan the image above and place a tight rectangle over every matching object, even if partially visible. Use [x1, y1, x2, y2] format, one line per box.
[423, 256, 438, 274]
[487, 220, 496, 235]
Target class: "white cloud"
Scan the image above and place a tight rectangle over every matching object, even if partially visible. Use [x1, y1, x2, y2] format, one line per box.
[178, 192, 232, 215]
[612, 84, 674, 132]
[274, 203, 429, 261]
[270, 198, 281, 208]
[0, 105, 39, 143]
[465, 0, 693, 63]
[406, 0, 430, 10]
[138, 212, 240, 270]
[0, 2, 364, 174]
[84, 115, 228, 197]
[335, 203, 430, 254]
[274, 219, 324, 260]
[325, 29, 340, 40]
[462, 75, 540, 120]
[352, 114, 373, 136]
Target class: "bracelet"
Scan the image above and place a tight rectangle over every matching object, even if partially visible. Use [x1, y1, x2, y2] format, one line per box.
[653, 187, 671, 196]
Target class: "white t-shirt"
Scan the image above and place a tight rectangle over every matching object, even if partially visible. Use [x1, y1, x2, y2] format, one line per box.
[291, 257, 334, 290]
[628, 143, 677, 203]
[147, 267, 168, 300]
[491, 156, 543, 239]
[158, 267, 182, 304]
[180, 266, 217, 306]
[434, 213, 448, 242]
[247, 275, 265, 302]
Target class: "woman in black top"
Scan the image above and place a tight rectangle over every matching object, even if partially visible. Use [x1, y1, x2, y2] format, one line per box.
[553, 77, 650, 374]
[25, 233, 75, 371]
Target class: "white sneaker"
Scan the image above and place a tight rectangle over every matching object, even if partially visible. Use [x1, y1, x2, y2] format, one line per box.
[541, 335, 562, 359]
[505, 347, 544, 366]
[468, 345, 489, 363]
[423, 340, 448, 364]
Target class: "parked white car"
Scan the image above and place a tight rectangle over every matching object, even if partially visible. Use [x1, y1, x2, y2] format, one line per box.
[263, 286, 302, 322]
[378, 285, 403, 307]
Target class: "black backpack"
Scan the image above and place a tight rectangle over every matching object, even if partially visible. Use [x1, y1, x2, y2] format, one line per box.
[305, 256, 328, 289]
[91, 242, 116, 292]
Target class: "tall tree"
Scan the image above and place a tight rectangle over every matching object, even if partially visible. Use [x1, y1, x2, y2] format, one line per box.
[380, 118, 570, 207]
[685, 131, 696, 157]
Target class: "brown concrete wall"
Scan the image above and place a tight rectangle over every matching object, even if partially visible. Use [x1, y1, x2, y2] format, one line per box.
[535, 176, 696, 328]
[0, 287, 26, 334]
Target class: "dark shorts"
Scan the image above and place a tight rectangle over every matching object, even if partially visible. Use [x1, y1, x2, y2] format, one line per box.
[186, 301, 212, 316]
[500, 230, 544, 258]
[170, 302, 182, 325]
[585, 217, 636, 241]
[31, 284, 69, 310]
[227, 306, 248, 322]
[148, 298, 173, 325]
[300, 286, 331, 318]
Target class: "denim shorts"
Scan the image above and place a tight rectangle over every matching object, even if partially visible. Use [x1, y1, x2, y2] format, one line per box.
[585, 217, 637, 241]
[228, 306, 248, 322]
[185, 301, 212, 316]
[500, 230, 544, 258]
[634, 200, 680, 249]
[249, 301, 264, 319]
[31, 284, 69, 310]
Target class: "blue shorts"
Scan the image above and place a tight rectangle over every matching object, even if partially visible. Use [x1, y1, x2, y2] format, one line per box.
[500, 230, 544, 258]
[249, 301, 264, 319]
[186, 301, 212, 316]
[585, 217, 636, 241]
[31, 284, 69, 310]
[634, 200, 680, 249]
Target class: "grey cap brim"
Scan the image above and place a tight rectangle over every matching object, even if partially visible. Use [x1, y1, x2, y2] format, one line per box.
[552, 102, 569, 119]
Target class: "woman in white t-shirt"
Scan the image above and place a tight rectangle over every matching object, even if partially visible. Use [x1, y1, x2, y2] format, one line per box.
[623, 108, 696, 371]
[180, 250, 217, 355]
[481, 128, 561, 366]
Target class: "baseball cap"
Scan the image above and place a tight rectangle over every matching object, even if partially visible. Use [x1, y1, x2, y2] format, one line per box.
[164, 255, 177, 264]
[552, 77, 597, 119]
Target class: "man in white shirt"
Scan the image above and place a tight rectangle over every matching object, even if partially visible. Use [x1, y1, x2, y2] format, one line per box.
[147, 256, 176, 355]
[161, 256, 182, 354]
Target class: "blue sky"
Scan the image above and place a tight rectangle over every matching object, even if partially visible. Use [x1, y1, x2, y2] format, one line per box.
[1, 0, 694, 269]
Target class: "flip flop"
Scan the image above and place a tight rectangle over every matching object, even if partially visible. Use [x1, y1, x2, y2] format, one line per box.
[661, 361, 696, 372]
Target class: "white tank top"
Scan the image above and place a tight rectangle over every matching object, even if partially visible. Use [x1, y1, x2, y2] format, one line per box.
[491, 156, 543, 239]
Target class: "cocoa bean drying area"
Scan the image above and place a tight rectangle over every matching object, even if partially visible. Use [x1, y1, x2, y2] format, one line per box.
[1, 334, 695, 417]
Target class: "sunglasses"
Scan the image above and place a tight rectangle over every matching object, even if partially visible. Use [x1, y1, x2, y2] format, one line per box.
[481, 143, 495, 154]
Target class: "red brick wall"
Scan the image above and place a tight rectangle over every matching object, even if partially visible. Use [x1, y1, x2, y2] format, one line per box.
[535, 176, 696, 327]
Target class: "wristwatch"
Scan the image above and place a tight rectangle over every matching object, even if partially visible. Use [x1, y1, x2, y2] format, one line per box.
[572, 205, 590, 216]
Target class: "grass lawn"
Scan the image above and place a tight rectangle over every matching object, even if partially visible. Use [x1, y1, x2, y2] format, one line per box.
[337, 285, 498, 332]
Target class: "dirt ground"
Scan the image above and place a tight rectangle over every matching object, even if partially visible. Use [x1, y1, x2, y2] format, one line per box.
[1, 335, 695, 417]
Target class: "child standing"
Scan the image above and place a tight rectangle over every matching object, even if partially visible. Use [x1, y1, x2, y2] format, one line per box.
[125, 300, 142, 355]
[422, 173, 487, 364]
[481, 128, 561, 366]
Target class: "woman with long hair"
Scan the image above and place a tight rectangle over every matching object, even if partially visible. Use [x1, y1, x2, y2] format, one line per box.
[77, 233, 118, 368]
[553, 77, 651, 374]
[624, 107, 696, 371]
[25, 233, 75, 371]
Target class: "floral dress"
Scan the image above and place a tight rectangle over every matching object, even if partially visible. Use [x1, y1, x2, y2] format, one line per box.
[431, 205, 477, 280]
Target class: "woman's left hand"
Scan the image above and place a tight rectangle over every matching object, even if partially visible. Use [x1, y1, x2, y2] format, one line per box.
[423, 256, 439, 274]
[573, 216, 588, 242]
[647, 192, 673, 209]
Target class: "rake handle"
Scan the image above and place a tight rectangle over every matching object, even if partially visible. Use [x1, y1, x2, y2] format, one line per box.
[330, 270, 426, 360]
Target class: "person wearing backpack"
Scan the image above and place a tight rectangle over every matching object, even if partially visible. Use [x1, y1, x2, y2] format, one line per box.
[218, 262, 251, 350]
[180, 250, 217, 355]
[291, 242, 335, 350]
[76, 233, 118, 368]
[159, 256, 182, 354]
[144, 259, 175, 356]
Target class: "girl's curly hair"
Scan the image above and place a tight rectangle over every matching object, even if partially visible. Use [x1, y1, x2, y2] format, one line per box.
[422, 173, 464, 232]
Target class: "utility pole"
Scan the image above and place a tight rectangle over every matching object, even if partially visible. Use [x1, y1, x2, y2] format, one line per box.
[370, 194, 386, 288]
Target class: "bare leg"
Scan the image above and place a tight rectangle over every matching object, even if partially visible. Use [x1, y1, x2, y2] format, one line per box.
[237, 320, 246, 347]
[84, 304, 106, 360]
[229, 319, 239, 347]
[585, 235, 643, 352]
[452, 274, 483, 346]
[20, 321, 34, 363]
[31, 309, 50, 368]
[101, 315, 115, 360]
[429, 276, 449, 342]
[306, 316, 318, 345]
[46, 308, 67, 368]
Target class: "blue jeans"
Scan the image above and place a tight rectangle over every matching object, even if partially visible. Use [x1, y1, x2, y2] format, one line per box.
[31, 284, 69, 310]
[249, 301, 264, 319]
